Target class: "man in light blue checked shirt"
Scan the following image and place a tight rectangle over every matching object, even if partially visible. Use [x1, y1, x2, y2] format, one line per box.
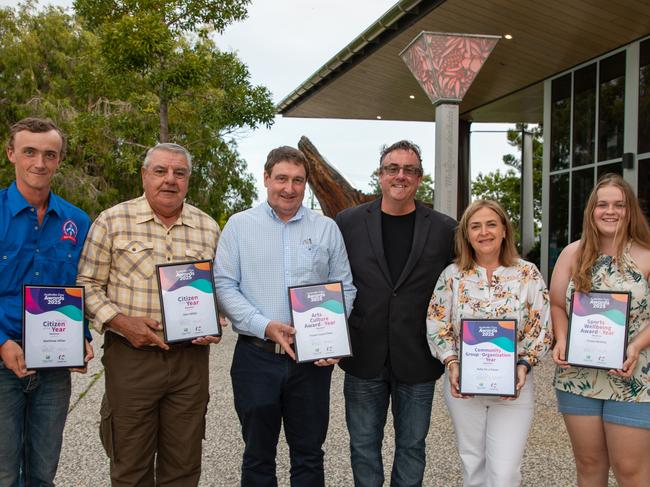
[214, 146, 355, 487]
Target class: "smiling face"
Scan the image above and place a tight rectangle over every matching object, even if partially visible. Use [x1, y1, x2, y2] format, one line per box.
[592, 185, 627, 238]
[141, 149, 190, 223]
[264, 161, 307, 221]
[6, 129, 63, 198]
[467, 207, 506, 263]
[378, 148, 422, 214]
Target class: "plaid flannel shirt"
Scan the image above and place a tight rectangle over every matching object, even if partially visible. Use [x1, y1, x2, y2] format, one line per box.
[76, 195, 219, 337]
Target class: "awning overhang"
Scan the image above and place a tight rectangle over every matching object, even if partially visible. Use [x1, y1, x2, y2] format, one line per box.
[278, 0, 650, 123]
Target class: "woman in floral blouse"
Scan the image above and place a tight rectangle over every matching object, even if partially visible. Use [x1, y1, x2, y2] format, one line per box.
[427, 199, 551, 487]
[551, 174, 650, 487]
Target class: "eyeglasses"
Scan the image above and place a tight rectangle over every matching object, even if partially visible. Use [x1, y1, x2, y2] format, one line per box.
[380, 164, 423, 177]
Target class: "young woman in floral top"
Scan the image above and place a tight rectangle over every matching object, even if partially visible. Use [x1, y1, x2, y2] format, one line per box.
[427, 199, 551, 487]
[551, 174, 650, 487]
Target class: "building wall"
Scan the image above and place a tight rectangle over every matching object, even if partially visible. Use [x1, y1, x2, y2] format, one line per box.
[542, 36, 650, 282]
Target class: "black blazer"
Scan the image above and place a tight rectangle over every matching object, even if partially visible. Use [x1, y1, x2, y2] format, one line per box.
[335, 199, 456, 384]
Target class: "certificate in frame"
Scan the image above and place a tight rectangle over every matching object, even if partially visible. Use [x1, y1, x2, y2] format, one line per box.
[566, 290, 630, 370]
[22, 285, 85, 369]
[156, 260, 221, 344]
[288, 281, 352, 363]
[459, 319, 517, 397]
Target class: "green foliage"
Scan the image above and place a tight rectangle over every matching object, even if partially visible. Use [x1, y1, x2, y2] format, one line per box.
[74, 0, 250, 35]
[472, 168, 523, 229]
[368, 168, 434, 204]
[0, 1, 275, 220]
[471, 124, 543, 257]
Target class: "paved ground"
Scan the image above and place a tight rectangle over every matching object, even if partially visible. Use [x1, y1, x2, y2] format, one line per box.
[55, 330, 617, 486]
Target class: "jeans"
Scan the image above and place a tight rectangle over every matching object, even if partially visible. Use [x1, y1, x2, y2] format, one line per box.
[231, 339, 333, 487]
[0, 360, 71, 487]
[344, 370, 435, 487]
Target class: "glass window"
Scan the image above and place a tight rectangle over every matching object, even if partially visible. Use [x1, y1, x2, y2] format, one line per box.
[598, 52, 626, 161]
[639, 39, 650, 154]
[571, 168, 594, 241]
[573, 64, 596, 167]
[548, 173, 569, 279]
[551, 74, 571, 171]
[597, 162, 623, 180]
[639, 158, 650, 221]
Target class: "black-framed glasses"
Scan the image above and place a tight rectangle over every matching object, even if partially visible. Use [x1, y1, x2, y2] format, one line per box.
[380, 164, 423, 177]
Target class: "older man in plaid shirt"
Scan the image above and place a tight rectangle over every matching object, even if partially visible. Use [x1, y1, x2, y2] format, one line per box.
[77, 143, 220, 487]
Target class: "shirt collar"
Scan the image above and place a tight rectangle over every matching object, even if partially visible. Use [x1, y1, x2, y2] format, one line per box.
[135, 194, 197, 228]
[7, 181, 60, 217]
[263, 200, 305, 223]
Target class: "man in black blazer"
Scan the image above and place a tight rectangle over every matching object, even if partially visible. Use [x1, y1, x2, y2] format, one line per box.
[335, 140, 456, 487]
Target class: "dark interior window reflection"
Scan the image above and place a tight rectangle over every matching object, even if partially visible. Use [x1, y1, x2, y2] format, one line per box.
[639, 158, 650, 221]
[548, 173, 569, 279]
[551, 74, 571, 171]
[571, 168, 594, 241]
[598, 52, 625, 161]
[597, 163, 623, 179]
[573, 64, 596, 167]
[639, 39, 650, 154]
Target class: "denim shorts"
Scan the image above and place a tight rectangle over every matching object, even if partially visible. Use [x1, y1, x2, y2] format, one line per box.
[555, 389, 650, 429]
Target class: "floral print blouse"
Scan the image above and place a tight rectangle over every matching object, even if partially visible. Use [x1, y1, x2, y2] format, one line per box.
[554, 246, 650, 402]
[426, 259, 552, 366]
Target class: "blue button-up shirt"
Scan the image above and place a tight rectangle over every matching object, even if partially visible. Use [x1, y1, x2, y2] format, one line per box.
[0, 182, 91, 346]
[214, 202, 356, 338]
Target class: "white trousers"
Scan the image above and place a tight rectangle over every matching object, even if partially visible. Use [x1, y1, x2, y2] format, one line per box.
[444, 373, 535, 487]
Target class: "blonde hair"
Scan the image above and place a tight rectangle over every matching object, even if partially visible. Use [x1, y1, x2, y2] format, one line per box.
[455, 199, 519, 271]
[572, 173, 650, 292]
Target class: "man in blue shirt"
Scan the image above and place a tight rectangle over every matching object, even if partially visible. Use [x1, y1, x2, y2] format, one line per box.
[215, 146, 356, 487]
[0, 118, 92, 486]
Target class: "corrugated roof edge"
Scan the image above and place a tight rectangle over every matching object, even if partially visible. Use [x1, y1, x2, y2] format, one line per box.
[276, 0, 445, 115]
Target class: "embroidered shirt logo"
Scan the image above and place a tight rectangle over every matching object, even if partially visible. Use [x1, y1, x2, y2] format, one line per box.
[61, 220, 78, 244]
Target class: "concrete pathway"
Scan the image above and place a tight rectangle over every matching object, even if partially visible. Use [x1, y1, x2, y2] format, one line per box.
[55, 330, 617, 486]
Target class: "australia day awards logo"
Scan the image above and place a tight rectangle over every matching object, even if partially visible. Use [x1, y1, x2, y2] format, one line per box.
[61, 220, 78, 244]
[175, 267, 195, 282]
[307, 290, 326, 303]
[589, 295, 610, 310]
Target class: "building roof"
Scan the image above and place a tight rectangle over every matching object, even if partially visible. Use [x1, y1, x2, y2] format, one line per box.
[278, 0, 650, 123]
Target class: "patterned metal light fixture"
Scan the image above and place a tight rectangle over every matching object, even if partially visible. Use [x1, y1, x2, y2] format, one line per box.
[400, 32, 500, 105]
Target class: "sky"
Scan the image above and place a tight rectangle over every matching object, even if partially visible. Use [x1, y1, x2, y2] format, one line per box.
[213, 1, 515, 200]
[4, 0, 515, 201]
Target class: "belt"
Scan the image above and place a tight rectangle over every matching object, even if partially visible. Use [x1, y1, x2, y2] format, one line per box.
[238, 334, 287, 355]
[108, 331, 195, 352]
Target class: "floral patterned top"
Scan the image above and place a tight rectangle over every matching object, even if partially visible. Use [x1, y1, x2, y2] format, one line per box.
[426, 259, 552, 366]
[554, 245, 650, 402]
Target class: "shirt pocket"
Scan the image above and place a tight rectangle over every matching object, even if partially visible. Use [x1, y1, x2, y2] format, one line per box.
[0, 248, 19, 293]
[295, 244, 329, 282]
[185, 246, 214, 262]
[0, 248, 17, 267]
[113, 239, 155, 283]
[52, 248, 78, 284]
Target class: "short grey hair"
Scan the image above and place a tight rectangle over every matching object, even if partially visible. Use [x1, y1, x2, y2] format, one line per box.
[143, 143, 192, 173]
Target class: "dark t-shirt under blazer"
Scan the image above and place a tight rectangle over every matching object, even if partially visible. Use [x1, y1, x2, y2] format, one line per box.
[335, 198, 456, 384]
